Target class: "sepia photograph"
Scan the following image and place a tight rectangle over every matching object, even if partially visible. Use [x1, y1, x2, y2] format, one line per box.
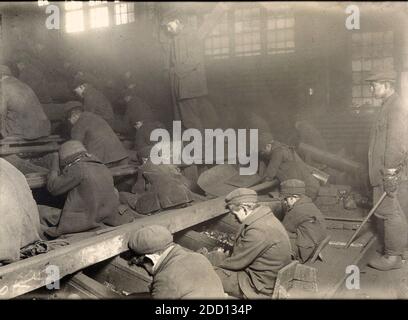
[0, 1, 407, 305]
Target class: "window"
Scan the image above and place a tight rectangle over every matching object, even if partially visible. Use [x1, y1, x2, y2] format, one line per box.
[115, 2, 135, 25]
[266, 7, 295, 54]
[204, 12, 229, 59]
[89, 5, 109, 29]
[89, 1, 108, 6]
[203, 4, 295, 59]
[351, 31, 394, 107]
[65, 2, 85, 33]
[37, 0, 49, 6]
[234, 7, 261, 57]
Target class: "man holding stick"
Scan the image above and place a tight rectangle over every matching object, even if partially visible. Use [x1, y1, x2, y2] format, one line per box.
[366, 70, 408, 271]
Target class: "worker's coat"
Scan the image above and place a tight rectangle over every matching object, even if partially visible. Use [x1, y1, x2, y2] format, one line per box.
[0, 76, 51, 139]
[218, 206, 292, 298]
[82, 84, 114, 125]
[71, 112, 128, 166]
[282, 195, 328, 263]
[132, 160, 193, 214]
[0, 158, 41, 264]
[262, 143, 320, 199]
[134, 120, 166, 157]
[151, 244, 225, 299]
[368, 93, 408, 187]
[46, 154, 120, 235]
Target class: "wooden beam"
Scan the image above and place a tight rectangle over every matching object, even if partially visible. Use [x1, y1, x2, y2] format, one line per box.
[65, 272, 121, 299]
[26, 164, 139, 189]
[0, 143, 60, 156]
[0, 197, 229, 299]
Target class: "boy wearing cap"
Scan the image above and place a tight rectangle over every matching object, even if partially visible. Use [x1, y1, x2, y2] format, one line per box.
[74, 83, 114, 127]
[365, 70, 408, 270]
[280, 179, 328, 263]
[212, 188, 292, 299]
[128, 225, 225, 299]
[41, 140, 129, 238]
[66, 106, 129, 168]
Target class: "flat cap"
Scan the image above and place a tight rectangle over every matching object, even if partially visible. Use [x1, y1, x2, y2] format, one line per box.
[128, 225, 174, 255]
[64, 101, 83, 115]
[0, 65, 11, 76]
[225, 188, 258, 205]
[365, 70, 397, 82]
[259, 132, 274, 151]
[280, 179, 306, 197]
[59, 140, 87, 166]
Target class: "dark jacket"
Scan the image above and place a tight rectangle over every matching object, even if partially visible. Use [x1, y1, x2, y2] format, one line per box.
[152, 244, 225, 299]
[46, 154, 120, 235]
[368, 93, 408, 186]
[0, 76, 51, 139]
[161, 5, 227, 101]
[83, 84, 114, 125]
[71, 112, 128, 165]
[135, 120, 166, 155]
[262, 143, 320, 199]
[219, 206, 292, 298]
[132, 160, 193, 214]
[282, 195, 328, 263]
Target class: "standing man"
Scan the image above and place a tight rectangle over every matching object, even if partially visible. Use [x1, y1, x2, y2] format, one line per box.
[160, 3, 230, 131]
[66, 105, 129, 168]
[128, 225, 226, 299]
[212, 188, 292, 299]
[0, 64, 51, 140]
[366, 70, 408, 271]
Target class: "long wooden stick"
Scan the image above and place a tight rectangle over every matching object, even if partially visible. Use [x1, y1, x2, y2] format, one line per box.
[345, 192, 387, 248]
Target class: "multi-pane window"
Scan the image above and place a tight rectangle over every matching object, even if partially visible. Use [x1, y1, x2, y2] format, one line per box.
[115, 2, 135, 25]
[65, 2, 85, 33]
[266, 8, 295, 54]
[203, 5, 295, 59]
[204, 12, 229, 59]
[89, 1, 109, 29]
[351, 31, 394, 107]
[234, 7, 261, 57]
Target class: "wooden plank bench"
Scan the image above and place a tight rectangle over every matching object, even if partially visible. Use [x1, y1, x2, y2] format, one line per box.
[26, 164, 139, 189]
[0, 135, 64, 156]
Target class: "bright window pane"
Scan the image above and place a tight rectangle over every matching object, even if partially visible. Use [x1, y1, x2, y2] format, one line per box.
[65, 10, 84, 33]
[115, 3, 135, 25]
[65, 1, 83, 10]
[90, 6, 109, 29]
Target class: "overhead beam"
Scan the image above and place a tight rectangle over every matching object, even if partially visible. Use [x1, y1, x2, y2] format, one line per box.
[0, 197, 229, 299]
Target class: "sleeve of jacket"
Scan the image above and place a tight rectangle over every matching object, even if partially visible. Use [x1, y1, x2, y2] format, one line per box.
[47, 164, 83, 196]
[219, 228, 270, 271]
[385, 103, 408, 169]
[71, 121, 86, 142]
[151, 277, 180, 299]
[265, 148, 284, 180]
[282, 213, 298, 233]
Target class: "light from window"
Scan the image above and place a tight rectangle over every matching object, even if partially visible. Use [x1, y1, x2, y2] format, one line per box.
[38, 0, 49, 6]
[234, 7, 261, 57]
[90, 6, 109, 29]
[89, 1, 108, 6]
[266, 7, 295, 54]
[351, 31, 394, 107]
[204, 12, 229, 59]
[115, 3, 135, 25]
[65, 9, 85, 33]
[65, 1, 83, 11]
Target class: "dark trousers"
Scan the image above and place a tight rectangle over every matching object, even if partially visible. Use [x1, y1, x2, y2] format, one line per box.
[373, 180, 408, 256]
[178, 96, 219, 131]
